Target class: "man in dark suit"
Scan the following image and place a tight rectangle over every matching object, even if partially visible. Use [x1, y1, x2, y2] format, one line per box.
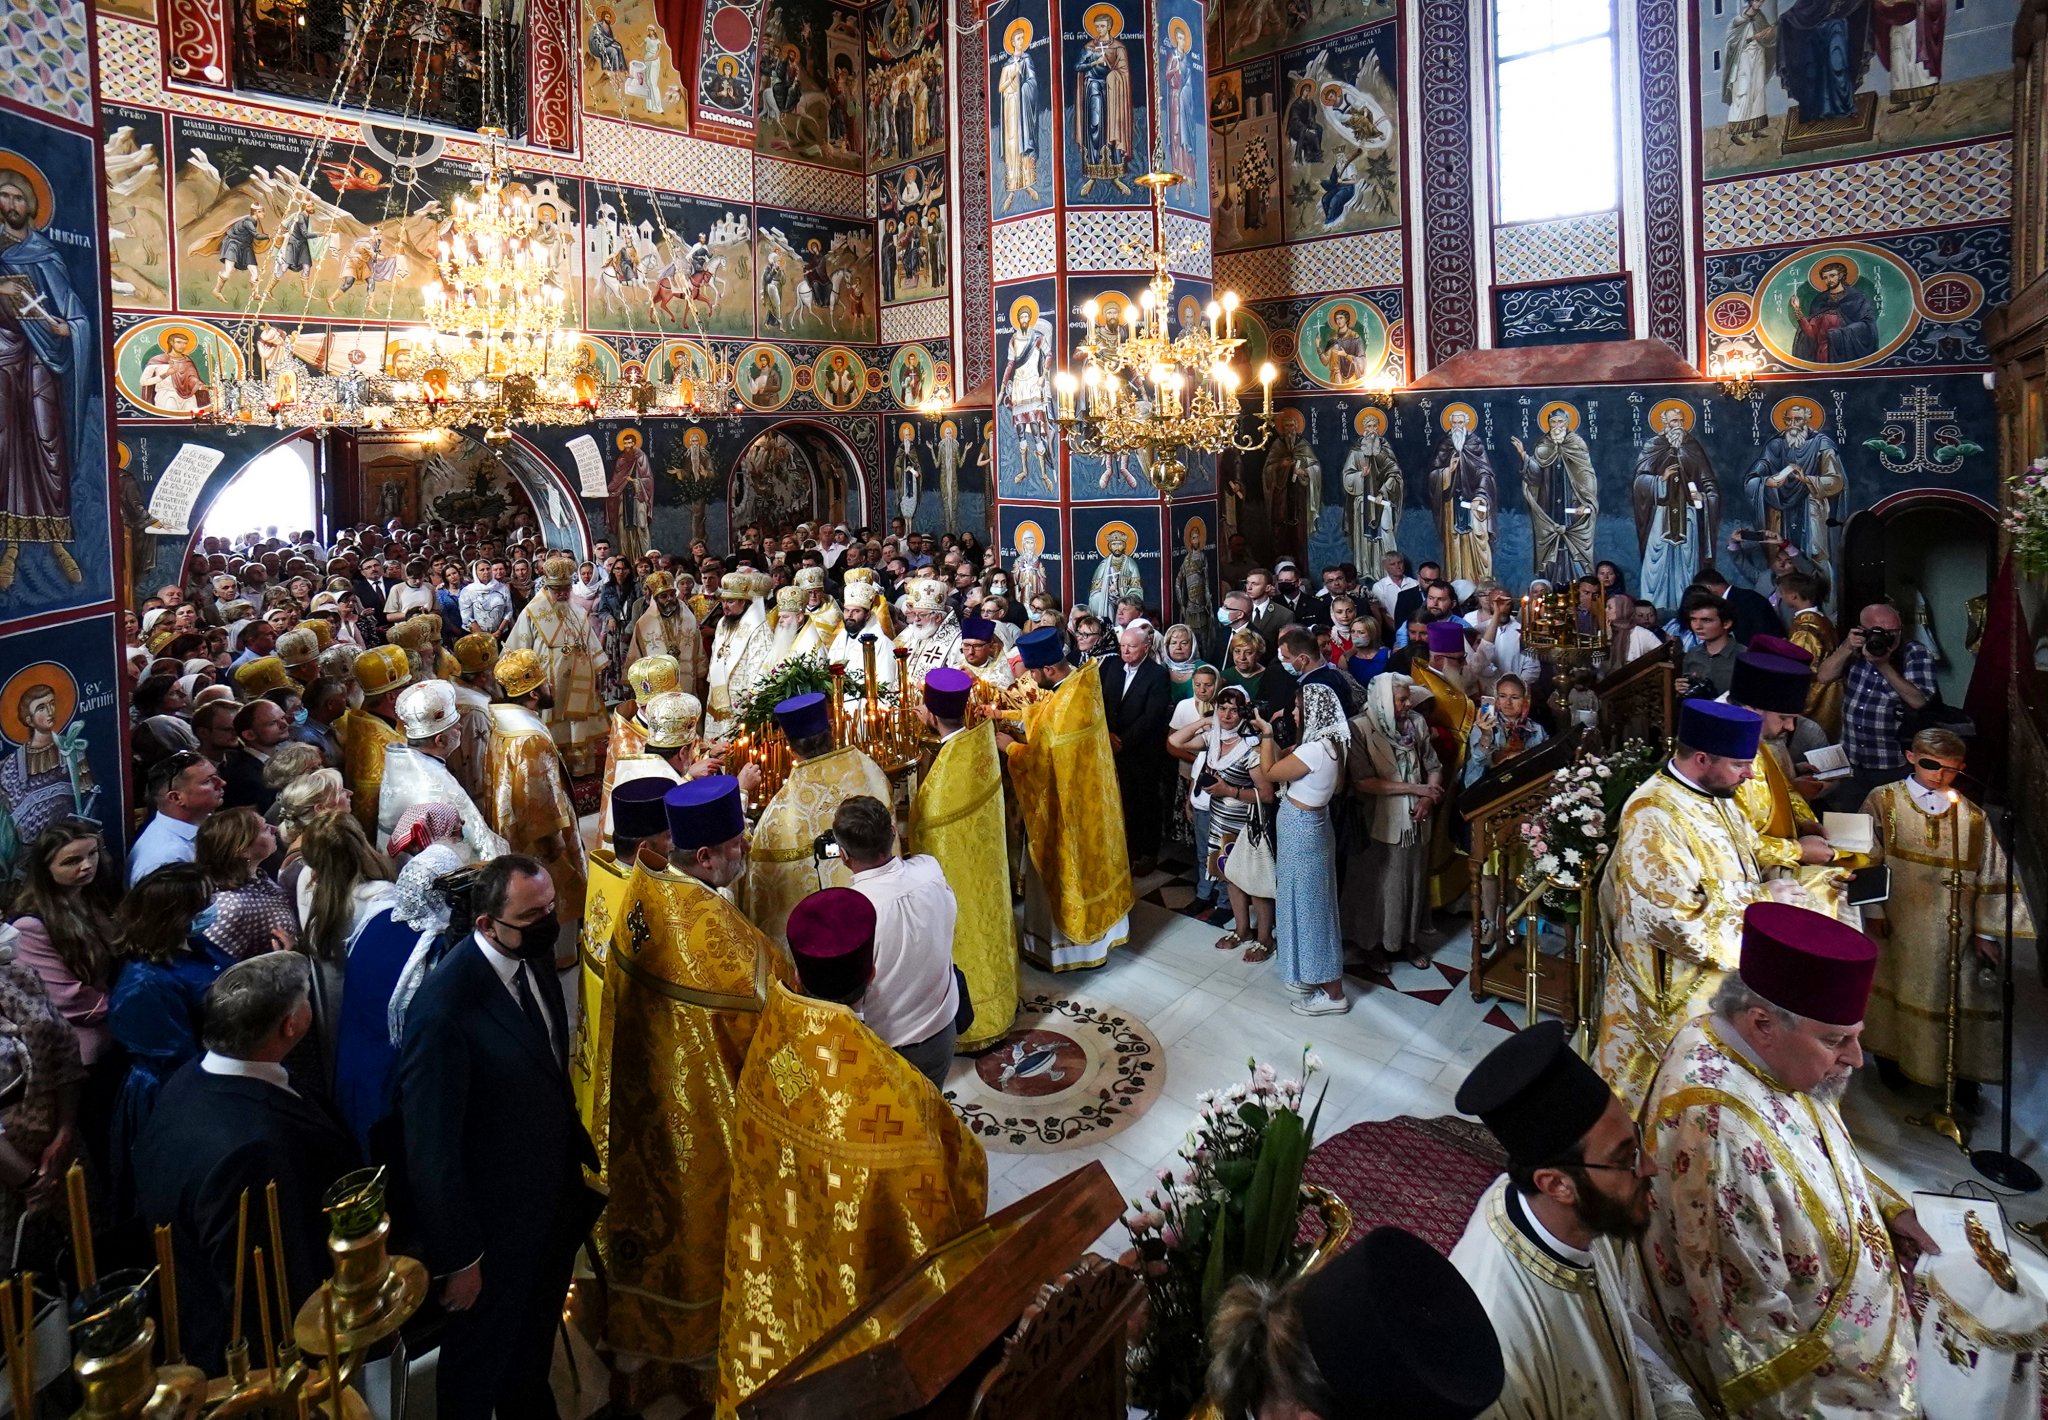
[1694, 564, 1781, 646]
[353, 556, 394, 621]
[1392, 560, 1443, 629]
[1242, 569, 1294, 659]
[221, 697, 290, 812]
[134, 954, 360, 1375]
[1101, 624, 1173, 876]
[395, 854, 601, 1420]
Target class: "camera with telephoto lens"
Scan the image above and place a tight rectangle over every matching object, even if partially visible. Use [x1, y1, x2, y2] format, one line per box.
[1861, 626, 1897, 656]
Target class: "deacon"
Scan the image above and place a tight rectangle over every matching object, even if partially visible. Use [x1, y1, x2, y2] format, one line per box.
[910, 668, 1018, 1050]
[378, 679, 509, 860]
[743, 693, 891, 945]
[603, 777, 795, 1366]
[1595, 699, 1783, 1112]
[998, 627, 1134, 970]
[706, 571, 774, 740]
[448, 632, 499, 800]
[715, 887, 986, 1417]
[1859, 727, 2034, 1102]
[1724, 649, 1850, 918]
[1450, 1022, 1705, 1419]
[503, 553, 609, 775]
[1643, 903, 1933, 1418]
[573, 776, 673, 1171]
[337, 644, 411, 835]
[626, 571, 702, 694]
[601, 655, 679, 845]
[484, 650, 589, 936]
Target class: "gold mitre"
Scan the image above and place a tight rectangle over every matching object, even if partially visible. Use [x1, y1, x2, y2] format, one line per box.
[454, 632, 498, 675]
[628, 654, 681, 704]
[495, 648, 548, 699]
[643, 570, 676, 598]
[641, 690, 703, 749]
[541, 554, 577, 587]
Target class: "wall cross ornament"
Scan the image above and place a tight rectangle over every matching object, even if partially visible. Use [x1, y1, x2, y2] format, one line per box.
[1863, 385, 1981, 477]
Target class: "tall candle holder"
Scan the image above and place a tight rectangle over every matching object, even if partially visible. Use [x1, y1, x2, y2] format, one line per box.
[67, 1270, 208, 1419]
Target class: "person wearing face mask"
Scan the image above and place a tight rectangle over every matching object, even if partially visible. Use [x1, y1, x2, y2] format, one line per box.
[599, 776, 797, 1367]
[1594, 700, 1793, 1113]
[376, 680, 508, 862]
[482, 651, 588, 946]
[395, 855, 604, 1420]
[1642, 905, 1933, 1420]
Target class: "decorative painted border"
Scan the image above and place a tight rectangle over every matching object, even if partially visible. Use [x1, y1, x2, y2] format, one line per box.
[754, 154, 868, 221]
[1635, 0, 1689, 353]
[1493, 212, 1622, 286]
[1414, 0, 1479, 363]
[992, 213, 1061, 284]
[6, 0, 95, 128]
[954, 0, 993, 399]
[1702, 140, 2014, 252]
[1213, 230, 1403, 302]
[882, 299, 951, 343]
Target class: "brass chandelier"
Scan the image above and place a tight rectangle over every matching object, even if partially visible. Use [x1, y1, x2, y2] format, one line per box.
[1052, 169, 1276, 497]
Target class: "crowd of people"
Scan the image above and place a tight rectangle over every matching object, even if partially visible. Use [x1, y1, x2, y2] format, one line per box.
[0, 501, 2022, 1418]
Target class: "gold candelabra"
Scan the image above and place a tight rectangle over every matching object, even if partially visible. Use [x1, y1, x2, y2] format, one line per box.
[728, 646, 927, 814]
[1052, 169, 1275, 497]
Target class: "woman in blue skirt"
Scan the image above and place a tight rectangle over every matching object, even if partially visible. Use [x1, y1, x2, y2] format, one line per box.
[1251, 683, 1351, 1016]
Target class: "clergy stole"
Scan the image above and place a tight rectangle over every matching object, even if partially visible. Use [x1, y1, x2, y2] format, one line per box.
[506, 597, 608, 748]
[1593, 770, 1770, 1115]
[909, 721, 1018, 1050]
[1004, 659, 1135, 944]
[599, 709, 650, 849]
[714, 981, 987, 1417]
[1448, 1178, 1686, 1418]
[575, 847, 633, 1176]
[483, 704, 590, 925]
[602, 864, 795, 1365]
[1644, 1018, 1916, 1418]
[1735, 744, 1851, 921]
[1411, 661, 1476, 910]
[338, 707, 404, 835]
[742, 748, 893, 946]
[1861, 781, 2035, 1086]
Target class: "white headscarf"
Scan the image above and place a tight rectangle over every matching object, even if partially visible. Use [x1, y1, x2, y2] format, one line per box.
[385, 842, 466, 1044]
[1296, 682, 1351, 752]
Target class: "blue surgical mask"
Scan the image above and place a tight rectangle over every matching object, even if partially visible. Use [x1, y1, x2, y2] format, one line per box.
[294, 707, 309, 725]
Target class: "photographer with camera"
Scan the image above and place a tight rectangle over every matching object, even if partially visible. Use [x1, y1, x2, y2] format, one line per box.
[1816, 601, 1937, 812]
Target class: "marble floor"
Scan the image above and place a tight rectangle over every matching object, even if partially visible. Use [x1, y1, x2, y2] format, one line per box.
[960, 870, 2048, 1254]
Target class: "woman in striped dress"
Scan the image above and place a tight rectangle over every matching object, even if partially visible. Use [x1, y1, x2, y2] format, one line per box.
[1199, 687, 1272, 958]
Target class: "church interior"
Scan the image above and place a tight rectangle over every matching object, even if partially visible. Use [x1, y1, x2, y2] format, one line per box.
[7, 0, 2048, 1410]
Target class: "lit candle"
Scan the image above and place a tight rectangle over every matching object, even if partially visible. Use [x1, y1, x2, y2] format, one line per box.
[1083, 298, 1099, 341]
[1258, 361, 1276, 416]
[1054, 369, 1078, 420]
[1206, 299, 1222, 339]
[1222, 290, 1239, 337]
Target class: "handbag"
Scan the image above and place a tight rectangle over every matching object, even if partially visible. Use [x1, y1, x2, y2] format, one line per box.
[1221, 805, 1278, 899]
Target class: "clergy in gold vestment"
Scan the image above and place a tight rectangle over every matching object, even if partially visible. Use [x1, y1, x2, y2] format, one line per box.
[1643, 905, 1928, 1419]
[1724, 651, 1852, 921]
[1595, 701, 1784, 1115]
[503, 555, 610, 776]
[485, 650, 589, 930]
[1859, 729, 2034, 1089]
[628, 572, 703, 695]
[706, 572, 775, 741]
[576, 779, 674, 1173]
[338, 644, 412, 834]
[743, 693, 892, 946]
[1000, 628, 1132, 971]
[1414, 625, 1478, 910]
[1777, 573, 1842, 737]
[605, 776, 797, 1366]
[715, 890, 986, 1417]
[601, 655, 678, 847]
[911, 669, 1017, 1050]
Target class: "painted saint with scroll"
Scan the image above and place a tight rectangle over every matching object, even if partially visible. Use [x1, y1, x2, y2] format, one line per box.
[1341, 407, 1404, 578]
[1631, 400, 1721, 618]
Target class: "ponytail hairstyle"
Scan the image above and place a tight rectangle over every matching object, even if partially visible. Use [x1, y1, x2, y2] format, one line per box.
[1204, 1276, 1338, 1420]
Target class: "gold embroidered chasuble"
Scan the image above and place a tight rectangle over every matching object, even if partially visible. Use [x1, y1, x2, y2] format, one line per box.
[706, 612, 773, 740]
[787, 601, 843, 662]
[1003, 659, 1133, 968]
[503, 593, 610, 770]
[338, 707, 404, 834]
[482, 703, 589, 925]
[1594, 768, 1772, 1114]
[1734, 743, 1851, 920]
[1412, 661, 1477, 909]
[630, 604, 702, 693]
[1642, 1018, 1915, 1419]
[1448, 1177, 1704, 1420]
[1859, 780, 2034, 1085]
[601, 862, 794, 1363]
[574, 846, 634, 1171]
[909, 721, 1018, 1050]
[714, 981, 987, 1416]
[1786, 609, 1842, 737]
[742, 747, 893, 946]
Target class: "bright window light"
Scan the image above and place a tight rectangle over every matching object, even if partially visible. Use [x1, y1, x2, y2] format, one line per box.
[1495, 3, 1619, 223]
[201, 441, 318, 541]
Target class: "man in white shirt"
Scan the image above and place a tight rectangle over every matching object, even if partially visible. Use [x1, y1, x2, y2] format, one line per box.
[835, 794, 960, 1088]
[130, 752, 224, 883]
[1370, 551, 1418, 624]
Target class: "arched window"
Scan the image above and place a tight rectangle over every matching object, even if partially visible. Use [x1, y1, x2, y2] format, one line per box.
[1493, 0, 1620, 223]
[201, 439, 319, 542]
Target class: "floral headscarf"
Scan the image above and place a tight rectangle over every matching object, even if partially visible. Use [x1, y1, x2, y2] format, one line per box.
[1365, 673, 1420, 783]
[1296, 682, 1351, 751]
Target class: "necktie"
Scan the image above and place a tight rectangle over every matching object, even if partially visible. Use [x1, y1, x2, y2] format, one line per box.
[513, 961, 560, 1069]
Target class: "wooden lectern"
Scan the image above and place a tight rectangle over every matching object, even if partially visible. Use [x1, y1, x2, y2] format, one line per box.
[1596, 641, 1677, 752]
[741, 1162, 1139, 1420]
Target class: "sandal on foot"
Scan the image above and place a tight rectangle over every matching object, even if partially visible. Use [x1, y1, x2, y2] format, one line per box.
[1242, 943, 1276, 963]
[1214, 931, 1244, 951]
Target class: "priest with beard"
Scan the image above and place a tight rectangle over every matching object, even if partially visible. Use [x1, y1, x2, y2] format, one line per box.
[1631, 406, 1721, 621]
[1643, 904, 1935, 1419]
[706, 571, 774, 740]
[741, 693, 891, 946]
[502, 554, 609, 776]
[484, 650, 588, 937]
[898, 575, 961, 684]
[626, 571, 701, 695]
[1450, 1022, 1705, 1420]
[786, 565, 843, 661]
[828, 581, 898, 692]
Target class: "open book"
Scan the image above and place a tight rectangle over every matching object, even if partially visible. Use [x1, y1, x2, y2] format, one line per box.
[1803, 743, 1852, 780]
[1822, 812, 1875, 855]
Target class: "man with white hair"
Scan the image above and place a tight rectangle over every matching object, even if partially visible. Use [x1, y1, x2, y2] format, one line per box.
[1642, 903, 1933, 1419]
[378, 680, 508, 860]
[898, 575, 960, 683]
[502, 554, 610, 776]
[626, 571, 701, 695]
[787, 565, 842, 661]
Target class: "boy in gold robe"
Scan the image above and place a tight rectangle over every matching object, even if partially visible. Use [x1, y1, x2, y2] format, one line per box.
[603, 775, 796, 1367]
[1860, 728, 2034, 1101]
[742, 693, 890, 945]
[1776, 569, 1841, 736]
[911, 668, 1017, 1050]
[485, 650, 589, 930]
[338, 643, 411, 834]
[1725, 649, 1852, 920]
[998, 627, 1132, 970]
[503, 554, 609, 776]
[715, 887, 986, 1416]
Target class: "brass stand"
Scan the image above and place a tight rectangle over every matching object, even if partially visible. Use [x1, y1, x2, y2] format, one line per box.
[1908, 805, 1971, 1153]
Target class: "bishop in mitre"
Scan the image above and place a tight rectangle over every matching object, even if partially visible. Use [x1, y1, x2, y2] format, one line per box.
[998, 627, 1133, 970]
[1450, 1021, 1704, 1420]
[707, 572, 775, 740]
[829, 580, 898, 693]
[1723, 649, 1853, 919]
[911, 669, 1018, 1049]
[1644, 903, 1933, 1418]
[600, 654, 678, 848]
[843, 566, 897, 637]
[898, 576, 960, 683]
[503, 554, 610, 776]
[448, 632, 500, 800]
[574, 776, 673, 1172]
[715, 886, 985, 1417]
[786, 565, 842, 662]
[628, 571, 702, 695]
[338, 644, 412, 835]
[1594, 699, 1784, 1113]
[765, 585, 807, 667]
[378, 679, 509, 860]
[601, 776, 795, 1368]
[484, 649, 589, 934]
[742, 693, 890, 945]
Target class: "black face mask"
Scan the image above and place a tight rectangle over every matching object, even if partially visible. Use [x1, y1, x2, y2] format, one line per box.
[495, 915, 561, 964]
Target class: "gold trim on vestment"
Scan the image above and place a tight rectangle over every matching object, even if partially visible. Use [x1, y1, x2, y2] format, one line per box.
[1920, 1275, 2048, 1351]
[1482, 1186, 1594, 1295]
[610, 931, 771, 1014]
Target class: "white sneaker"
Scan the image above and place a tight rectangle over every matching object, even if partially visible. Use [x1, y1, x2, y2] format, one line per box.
[1283, 980, 1317, 995]
[1291, 992, 1350, 1016]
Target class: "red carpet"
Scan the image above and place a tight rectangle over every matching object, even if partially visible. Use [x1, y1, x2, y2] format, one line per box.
[1302, 1114, 1505, 1257]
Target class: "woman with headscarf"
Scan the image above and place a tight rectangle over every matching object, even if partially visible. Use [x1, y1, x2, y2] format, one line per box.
[1194, 687, 1272, 956]
[1343, 673, 1444, 973]
[1166, 664, 1222, 907]
[1161, 624, 1202, 701]
[1250, 682, 1350, 1015]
